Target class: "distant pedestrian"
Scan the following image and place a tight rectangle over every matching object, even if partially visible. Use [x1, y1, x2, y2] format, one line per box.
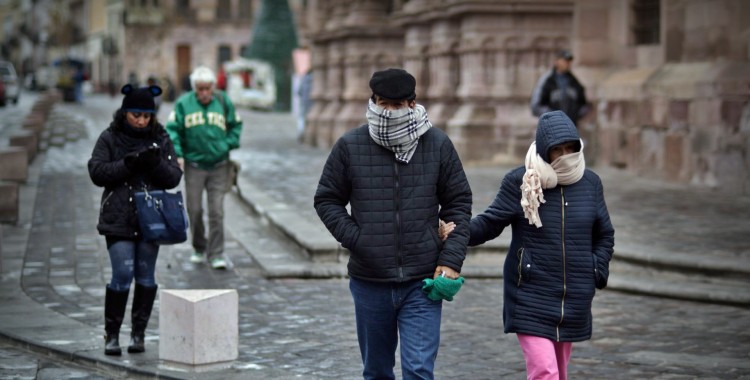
[217, 67, 227, 91]
[296, 69, 313, 141]
[166, 66, 243, 270]
[88, 84, 183, 356]
[73, 67, 86, 103]
[530, 49, 590, 127]
[146, 76, 162, 113]
[128, 71, 139, 88]
[442, 110, 615, 379]
[314, 68, 472, 379]
[181, 73, 191, 94]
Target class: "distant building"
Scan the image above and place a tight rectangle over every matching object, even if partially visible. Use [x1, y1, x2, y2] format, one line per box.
[0, 0, 308, 97]
[302, 0, 750, 195]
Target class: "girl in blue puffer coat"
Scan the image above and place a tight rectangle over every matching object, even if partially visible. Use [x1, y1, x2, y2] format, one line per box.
[443, 110, 614, 379]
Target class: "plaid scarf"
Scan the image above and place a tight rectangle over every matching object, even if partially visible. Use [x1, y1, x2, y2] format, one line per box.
[366, 99, 432, 164]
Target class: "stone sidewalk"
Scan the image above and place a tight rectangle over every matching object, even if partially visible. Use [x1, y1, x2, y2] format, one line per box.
[1, 93, 749, 379]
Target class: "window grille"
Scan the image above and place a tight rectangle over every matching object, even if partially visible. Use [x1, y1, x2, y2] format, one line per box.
[632, 0, 660, 45]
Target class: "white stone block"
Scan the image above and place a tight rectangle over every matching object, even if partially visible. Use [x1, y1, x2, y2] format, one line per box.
[159, 289, 238, 366]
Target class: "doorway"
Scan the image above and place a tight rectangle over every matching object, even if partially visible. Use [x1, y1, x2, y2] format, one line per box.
[177, 44, 192, 94]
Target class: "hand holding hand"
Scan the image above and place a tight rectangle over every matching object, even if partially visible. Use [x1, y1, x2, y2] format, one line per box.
[434, 265, 460, 280]
[438, 219, 455, 241]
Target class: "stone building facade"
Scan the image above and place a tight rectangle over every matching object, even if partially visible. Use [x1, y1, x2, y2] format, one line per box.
[115, 0, 310, 98]
[302, 0, 750, 195]
[115, 0, 255, 95]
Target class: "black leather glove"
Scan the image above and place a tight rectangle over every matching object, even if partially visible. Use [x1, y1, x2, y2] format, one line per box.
[123, 151, 140, 172]
[123, 145, 161, 172]
[138, 145, 162, 170]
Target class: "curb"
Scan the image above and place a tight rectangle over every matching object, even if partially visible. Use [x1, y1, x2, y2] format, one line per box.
[234, 174, 750, 307]
[0, 149, 182, 380]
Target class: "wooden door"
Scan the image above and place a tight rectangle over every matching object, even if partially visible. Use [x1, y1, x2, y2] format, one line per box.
[176, 45, 191, 93]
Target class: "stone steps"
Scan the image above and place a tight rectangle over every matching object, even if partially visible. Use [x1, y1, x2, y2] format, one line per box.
[608, 259, 750, 307]
[230, 181, 750, 306]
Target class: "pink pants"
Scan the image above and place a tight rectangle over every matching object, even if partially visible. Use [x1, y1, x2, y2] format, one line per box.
[517, 333, 573, 380]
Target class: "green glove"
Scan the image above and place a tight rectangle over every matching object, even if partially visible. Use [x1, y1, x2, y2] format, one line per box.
[422, 276, 465, 301]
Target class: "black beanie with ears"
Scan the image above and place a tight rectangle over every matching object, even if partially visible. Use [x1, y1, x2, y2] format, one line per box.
[121, 84, 163, 113]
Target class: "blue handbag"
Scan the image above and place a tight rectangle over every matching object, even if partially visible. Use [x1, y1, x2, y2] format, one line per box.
[134, 188, 189, 245]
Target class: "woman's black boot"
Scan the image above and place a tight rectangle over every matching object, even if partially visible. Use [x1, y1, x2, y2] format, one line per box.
[104, 286, 129, 356]
[128, 284, 158, 353]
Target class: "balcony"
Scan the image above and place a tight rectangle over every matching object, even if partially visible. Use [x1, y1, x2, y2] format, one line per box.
[124, 7, 165, 25]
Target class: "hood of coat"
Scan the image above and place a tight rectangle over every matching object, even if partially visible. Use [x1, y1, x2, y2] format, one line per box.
[534, 110, 581, 163]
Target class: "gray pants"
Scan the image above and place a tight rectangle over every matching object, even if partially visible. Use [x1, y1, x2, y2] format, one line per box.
[184, 162, 228, 260]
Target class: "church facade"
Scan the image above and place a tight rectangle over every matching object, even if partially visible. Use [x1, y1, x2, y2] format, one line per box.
[302, 0, 750, 194]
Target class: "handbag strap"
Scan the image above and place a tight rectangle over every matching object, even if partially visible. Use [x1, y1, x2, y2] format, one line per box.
[140, 183, 152, 201]
[153, 196, 184, 233]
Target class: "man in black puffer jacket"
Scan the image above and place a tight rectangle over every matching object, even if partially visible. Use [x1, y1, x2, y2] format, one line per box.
[314, 68, 472, 379]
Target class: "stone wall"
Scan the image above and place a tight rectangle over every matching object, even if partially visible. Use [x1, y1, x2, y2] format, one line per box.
[591, 0, 750, 194]
[304, 0, 576, 164]
[304, 0, 750, 195]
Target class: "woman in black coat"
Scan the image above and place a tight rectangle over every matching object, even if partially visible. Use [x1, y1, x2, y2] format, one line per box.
[88, 84, 182, 356]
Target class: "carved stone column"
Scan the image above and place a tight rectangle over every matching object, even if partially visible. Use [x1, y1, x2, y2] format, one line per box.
[425, 20, 460, 131]
[442, 12, 501, 162]
[402, 25, 432, 106]
[315, 39, 345, 148]
[302, 41, 328, 146]
[308, 0, 403, 147]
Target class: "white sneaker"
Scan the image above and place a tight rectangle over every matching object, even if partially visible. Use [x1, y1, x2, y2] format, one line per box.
[190, 252, 205, 264]
[210, 257, 227, 270]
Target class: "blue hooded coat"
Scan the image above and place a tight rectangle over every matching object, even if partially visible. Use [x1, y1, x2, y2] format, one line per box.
[469, 111, 615, 342]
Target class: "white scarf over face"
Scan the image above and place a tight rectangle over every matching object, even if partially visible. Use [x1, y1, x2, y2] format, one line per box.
[520, 139, 586, 228]
[366, 99, 432, 164]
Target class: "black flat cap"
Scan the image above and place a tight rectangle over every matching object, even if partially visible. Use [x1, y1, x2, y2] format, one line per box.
[369, 68, 416, 100]
[556, 49, 574, 61]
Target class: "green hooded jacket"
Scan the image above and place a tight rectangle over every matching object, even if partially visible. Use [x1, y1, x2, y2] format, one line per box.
[165, 90, 243, 169]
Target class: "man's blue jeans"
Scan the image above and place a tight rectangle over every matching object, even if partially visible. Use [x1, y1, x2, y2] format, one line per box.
[107, 240, 159, 291]
[349, 277, 442, 380]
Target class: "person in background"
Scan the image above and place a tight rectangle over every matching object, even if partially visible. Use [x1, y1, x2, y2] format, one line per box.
[166, 66, 243, 270]
[217, 67, 227, 91]
[314, 68, 472, 379]
[88, 84, 183, 356]
[73, 66, 86, 103]
[443, 110, 614, 380]
[296, 69, 313, 142]
[128, 71, 139, 88]
[530, 50, 590, 127]
[146, 76, 162, 113]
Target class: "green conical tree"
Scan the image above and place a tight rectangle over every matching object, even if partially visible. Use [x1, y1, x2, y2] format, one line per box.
[244, 0, 298, 111]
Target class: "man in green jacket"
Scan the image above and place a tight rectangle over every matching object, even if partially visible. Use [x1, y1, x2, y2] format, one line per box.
[166, 66, 243, 269]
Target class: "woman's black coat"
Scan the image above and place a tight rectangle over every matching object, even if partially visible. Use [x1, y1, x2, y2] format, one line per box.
[88, 121, 183, 239]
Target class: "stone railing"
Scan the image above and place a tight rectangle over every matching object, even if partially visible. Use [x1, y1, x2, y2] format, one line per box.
[0, 90, 61, 224]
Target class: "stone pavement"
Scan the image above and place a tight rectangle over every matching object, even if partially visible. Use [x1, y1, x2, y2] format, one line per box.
[0, 93, 749, 379]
